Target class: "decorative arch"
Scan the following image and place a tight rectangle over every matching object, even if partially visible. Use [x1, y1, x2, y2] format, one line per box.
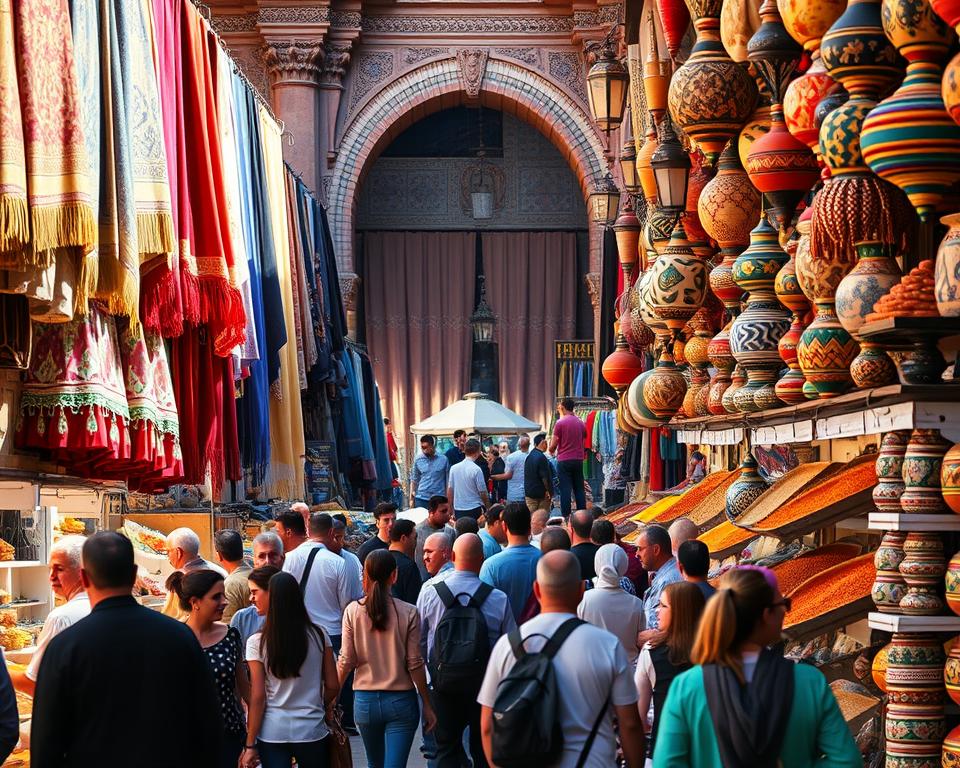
[328, 56, 609, 271]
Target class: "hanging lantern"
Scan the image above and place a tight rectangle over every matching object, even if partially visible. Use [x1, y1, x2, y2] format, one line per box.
[587, 37, 629, 132]
[650, 115, 691, 213]
[668, 0, 758, 165]
[619, 139, 640, 196]
[589, 175, 622, 226]
[613, 199, 642, 285]
[860, 0, 960, 221]
[602, 335, 645, 393]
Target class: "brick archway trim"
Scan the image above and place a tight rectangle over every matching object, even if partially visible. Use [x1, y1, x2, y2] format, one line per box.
[328, 57, 609, 271]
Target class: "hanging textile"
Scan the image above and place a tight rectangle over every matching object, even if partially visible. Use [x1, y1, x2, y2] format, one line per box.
[0, 0, 27, 255]
[283, 174, 308, 391]
[291, 178, 318, 382]
[179, 1, 244, 355]
[260, 106, 305, 499]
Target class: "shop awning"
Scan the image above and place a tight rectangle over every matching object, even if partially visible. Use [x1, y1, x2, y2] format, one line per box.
[410, 392, 541, 436]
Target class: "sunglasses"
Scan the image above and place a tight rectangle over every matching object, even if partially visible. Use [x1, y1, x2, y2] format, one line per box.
[771, 597, 792, 613]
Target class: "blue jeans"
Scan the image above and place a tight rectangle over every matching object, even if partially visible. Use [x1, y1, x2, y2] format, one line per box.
[354, 689, 420, 768]
[257, 737, 329, 768]
[558, 459, 586, 517]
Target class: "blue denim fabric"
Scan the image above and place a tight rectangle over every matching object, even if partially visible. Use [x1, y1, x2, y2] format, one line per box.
[354, 689, 421, 768]
[257, 737, 329, 768]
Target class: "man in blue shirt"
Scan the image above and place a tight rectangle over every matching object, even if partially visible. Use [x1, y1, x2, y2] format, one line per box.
[444, 429, 467, 467]
[478, 504, 506, 560]
[492, 435, 529, 504]
[638, 524, 682, 636]
[479, 502, 541, 621]
[410, 435, 450, 509]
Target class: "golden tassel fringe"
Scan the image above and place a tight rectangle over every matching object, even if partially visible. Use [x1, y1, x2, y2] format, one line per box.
[0, 195, 29, 254]
[74, 251, 99, 316]
[30, 201, 96, 255]
[136, 211, 175, 258]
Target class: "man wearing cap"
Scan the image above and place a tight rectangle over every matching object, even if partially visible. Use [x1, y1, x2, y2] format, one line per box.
[524, 432, 553, 514]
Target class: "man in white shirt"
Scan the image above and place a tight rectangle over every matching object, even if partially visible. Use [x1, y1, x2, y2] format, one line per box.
[165, 527, 227, 577]
[477, 550, 645, 768]
[447, 439, 490, 521]
[277, 509, 353, 643]
[11, 536, 91, 695]
[492, 435, 530, 504]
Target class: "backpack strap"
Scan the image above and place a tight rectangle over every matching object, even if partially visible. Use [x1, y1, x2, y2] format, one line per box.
[508, 628, 525, 660]
[574, 695, 610, 768]
[434, 581, 457, 609]
[541, 617, 585, 659]
[299, 546, 322, 595]
[468, 582, 493, 608]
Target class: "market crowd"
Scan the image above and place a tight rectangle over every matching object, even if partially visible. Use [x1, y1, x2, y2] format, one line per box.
[10, 404, 861, 768]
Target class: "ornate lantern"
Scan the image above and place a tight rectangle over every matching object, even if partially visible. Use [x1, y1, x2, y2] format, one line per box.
[650, 116, 691, 213]
[619, 138, 641, 196]
[589, 175, 622, 226]
[587, 30, 629, 132]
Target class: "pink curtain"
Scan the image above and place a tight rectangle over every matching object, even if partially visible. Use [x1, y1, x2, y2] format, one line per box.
[363, 232, 475, 444]
[482, 232, 577, 435]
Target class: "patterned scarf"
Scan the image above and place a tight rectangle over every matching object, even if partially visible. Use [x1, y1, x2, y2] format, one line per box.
[12, 0, 96, 272]
[0, 0, 27, 256]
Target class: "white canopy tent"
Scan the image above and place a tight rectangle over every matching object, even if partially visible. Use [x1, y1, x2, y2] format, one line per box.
[409, 392, 541, 436]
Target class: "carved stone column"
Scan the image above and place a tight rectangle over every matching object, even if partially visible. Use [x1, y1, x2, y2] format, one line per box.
[262, 39, 325, 192]
[339, 272, 361, 339]
[319, 39, 353, 169]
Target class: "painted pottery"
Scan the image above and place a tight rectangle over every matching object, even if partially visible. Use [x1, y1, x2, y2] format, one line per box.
[721, 0, 763, 62]
[729, 219, 791, 411]
[738, 101, 772, 166]
[860, 0, 960, 220]
[873, 569, 908, 612]
[835, 240, 903, 336]
[784, 56, 839, 154]
[901, 428, 951, 514]
[722, 364, 747, 412]
[942, 443, 960, 515]
[888, 346, 948, 385]
[648, 223, 708, 334]
[873, 644, 890, 692]
[777, 0, 847, 51]
[944, 723, 960, 767]
[614, 204, 642, 285]
[698, 143, 762, 257]
[945, 641, 960, 704]
[885, 704, 946, 765]
[668, 0, 758, 164]
[601, 335, 644, 394]
[936, 212, 960, 316]
[657, 0, 692, 61]
[946, 549, 960, 614]
[725, 453, 768, 521]
[684, 152, 715, 248]
[850, 342, 897, 388]
[627, 370, 667, 428]
[774, 237, 810, 403]
[648, 207, 678, 255]
[877, 530, 909, 570]
[795, 198, 857, 303]
[944, 51, 960, 126]
[875, 430, 911, 513]
[797, 300, 859, 397]
[642, 349, 688, 419]
[898, 533, 946, 614]
[885, 631, 947, 704]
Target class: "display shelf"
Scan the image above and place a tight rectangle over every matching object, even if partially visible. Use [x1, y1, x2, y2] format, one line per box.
[867, 613, 960, 633]
[669, 385, 960, 445]
[858, 316, 960, 343]
[868, 513, 960, 532]
[4, 601, 45, 610]
[0, 561, 44, 570]
[783, 596, 873, 642]
[741, 488, 874, 541]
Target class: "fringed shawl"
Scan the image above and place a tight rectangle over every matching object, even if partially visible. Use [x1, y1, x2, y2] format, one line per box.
[0, 0, 27, 255]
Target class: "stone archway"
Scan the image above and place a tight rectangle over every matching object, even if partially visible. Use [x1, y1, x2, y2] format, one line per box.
[328, 55, 609, 273]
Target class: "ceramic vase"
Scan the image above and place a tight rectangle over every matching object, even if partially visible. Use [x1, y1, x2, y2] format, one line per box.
[729, 219, 791, 411]
[873, 644, 890, 692]
[784, 55, 840, 159]
[778, 0, 847, 52]
[601, 335, 645, 394]
[877, 530, 909, 570]
[722, 0, 762, 62]
[668, 0, 759, 164]
[898, 533, 946, 614]
[942, 443, 960, 514]
[946, 549, 960, 615]
[796, 300, 860, 398]
[658, 0, 692, 61]
[945, 642, 960, 705]
[886, 632, 947, 705]
[648, 223, 708, 336]
[936, 212, 960, 316]
[707, 319, 736, 414]
[627, 371, 666, 428]
[774, 238, 810, 403]
[642, 349, 688, 419]
[946, 724, 960, 768]
[725, 453, 768, 521]
[722, 364, 747, 413]
[873, 569, 908, 612]
[901, 428, 951, 514]
[739, 100, 772, 162]
[860, 0, 960, 221]
[874, 430, 911, 513]
[836, 240, 904, 336]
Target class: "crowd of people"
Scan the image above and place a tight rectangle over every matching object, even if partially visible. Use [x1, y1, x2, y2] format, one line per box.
[8, 476, 864, 768]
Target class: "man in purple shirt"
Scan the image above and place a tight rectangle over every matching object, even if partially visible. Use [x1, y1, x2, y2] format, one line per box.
[549, 397, 587, 517]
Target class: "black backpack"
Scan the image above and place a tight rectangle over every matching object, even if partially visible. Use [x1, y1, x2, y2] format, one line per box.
[491, 618, 609, 768]
[428, 581, 493, 694]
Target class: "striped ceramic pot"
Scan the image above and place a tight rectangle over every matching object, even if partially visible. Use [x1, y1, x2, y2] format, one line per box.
[875, 430, 911, 513]
[899, 533, 946, 615]
[942, 442, 960, 514]
[885, 632, 946, 707]
[796, 300, 859, 398]
[876, 530, 908, 571]
[901, 429, 951, 514]
[873, 569, 908, 612]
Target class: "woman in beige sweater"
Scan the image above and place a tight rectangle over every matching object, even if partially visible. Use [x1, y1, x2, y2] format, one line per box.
[338, 549, 437, 768]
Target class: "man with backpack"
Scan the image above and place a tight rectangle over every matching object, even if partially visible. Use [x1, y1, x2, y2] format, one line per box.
[417, 533, 515, 768]
[477, 550, 646, 768]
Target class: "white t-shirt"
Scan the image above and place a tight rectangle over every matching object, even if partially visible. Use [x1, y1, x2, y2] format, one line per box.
[504, 450, 528, 502]
[246, 627, 331, 743]
[27, 592, 91, 681]
[282, 541, 352, 636]
[477, 612, 637, 768]
[448, 458, 487, 510]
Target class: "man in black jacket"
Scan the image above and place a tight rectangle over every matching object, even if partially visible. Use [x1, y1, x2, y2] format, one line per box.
[523, 433, 553, 514]
[31, 532, 222, 768]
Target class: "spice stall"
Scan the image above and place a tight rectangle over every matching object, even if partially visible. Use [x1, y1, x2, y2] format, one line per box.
[597, 0, 960, 760]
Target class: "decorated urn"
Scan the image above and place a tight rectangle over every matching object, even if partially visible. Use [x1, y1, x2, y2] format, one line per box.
[627, 371, 667, 428]
[647, 222, 708, 338]
[943, 442, 960, 515]
[774, 237, 810, 403]
[898, 533, 946, 615]
[901, 428, 952, 514]
[721, 0, 763, 63]
[725, 453, 768, 521]
[947, 642, 960, 706]
[936, 212, 960, 316]
[874, 429, 911, 513]
[642, 349, 688, 420]
[722, 364, 748, 413]
[886, 632, 947, 765]
[947, 549, 960, 615]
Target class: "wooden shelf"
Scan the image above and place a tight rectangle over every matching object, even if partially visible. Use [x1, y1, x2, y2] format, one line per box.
[868, 612, 960, 632]
[869, 513, 960, 532]
[743, 488, 874, 542]
[4, 601, 45, 610]
[0, 562, 43, 570]
[859, 316, 960, 343]
[670, 385, 960, 444]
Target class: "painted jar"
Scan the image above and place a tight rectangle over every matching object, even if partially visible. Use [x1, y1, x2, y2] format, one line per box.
[901, 428, 951, 514]
[875, 430, 911, 513]
[898, 532, 946, 615]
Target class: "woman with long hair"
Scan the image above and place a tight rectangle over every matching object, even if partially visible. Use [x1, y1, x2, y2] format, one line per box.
[229, 564, 280, 646]
[166, 568, 249, 768]
[338, 549, 436, 768]
[242, 571, 339, 768]
[634, 580, 705, 766]
[652, 567, 860, 768]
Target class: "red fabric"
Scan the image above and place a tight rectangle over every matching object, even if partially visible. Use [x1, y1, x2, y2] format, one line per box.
[649, 427, 664, 492]
[179, 3, 245, 356]
[387, 432, 399, 463]
[584, 410, 597, 452]
[617, 261, 624, 299]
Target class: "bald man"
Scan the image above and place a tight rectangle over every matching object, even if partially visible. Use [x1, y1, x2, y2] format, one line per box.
[668, 517, 698, 556]
[422, 531, 454, 585]
[530, 508, 550, 548]
[478, 551, 645, 768]
[417, 533, 515, 768]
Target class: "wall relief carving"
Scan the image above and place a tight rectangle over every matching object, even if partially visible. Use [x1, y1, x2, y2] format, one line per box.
[321, 41, 352, 86]
[262, 40, 325, 84]
[360, 15, 575, 33]
[401, 47, 452, 66]
[350, 51, 395, 110]
[492, 48, 542, 69]
[456, 49, 489, 99]
[547, 52, 588, 104]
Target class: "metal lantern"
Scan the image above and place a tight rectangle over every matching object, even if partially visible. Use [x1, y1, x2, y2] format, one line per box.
[620, 138, 640, 195]
[650, 115, 690, 213]
[589, 174, 622, 226]
[587, 37, 629, 132]
[470, 276, 497, 343]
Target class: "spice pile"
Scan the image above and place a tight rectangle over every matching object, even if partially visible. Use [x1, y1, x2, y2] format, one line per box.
[771, 543, 862, 596]
[784, 552, 875, 629]
[699, 520, 754, 555]
[736, 462, 832, 528]
[753, 459, 876, 532]
[865, 259, 938, 321]
[636, 495, 681, 523]
[689, 472, 748, 528]
[652, 471, 734, 524]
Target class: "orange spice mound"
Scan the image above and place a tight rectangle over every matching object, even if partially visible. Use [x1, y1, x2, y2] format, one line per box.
[864, 259, 938, 321]
[654, 470, 736, 524]
[753, 461, 876, 531]
[771, 545, 861, 597]
[699, 520, 753, 555]
[783, 552, 875, 628]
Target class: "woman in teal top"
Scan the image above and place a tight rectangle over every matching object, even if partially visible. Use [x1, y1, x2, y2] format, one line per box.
[652, 567, 861, 768]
